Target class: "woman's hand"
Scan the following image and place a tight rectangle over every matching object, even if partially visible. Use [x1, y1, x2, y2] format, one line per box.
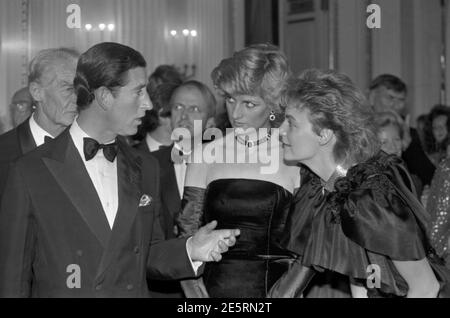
[393, 258, 440, 297]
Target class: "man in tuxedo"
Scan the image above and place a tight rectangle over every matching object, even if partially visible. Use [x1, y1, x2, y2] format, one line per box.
[0, 42, 238, 298]
[151, 81, 216, 239]
[369, 74, 436, 189]
[0, 48, 79, 199]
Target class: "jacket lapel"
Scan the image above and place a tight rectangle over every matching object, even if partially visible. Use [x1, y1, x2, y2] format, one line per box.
[96, 137, 141, 277]
[163, 146, 181, 215]
[43, 129, 111, 248]
[17, 118, 37, 155]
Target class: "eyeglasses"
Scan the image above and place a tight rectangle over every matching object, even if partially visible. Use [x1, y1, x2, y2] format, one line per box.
[171, 104, 202, 113]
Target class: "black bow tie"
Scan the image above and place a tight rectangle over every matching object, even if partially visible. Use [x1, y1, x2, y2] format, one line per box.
[83, 137, 118, 162]
[44, 136, 53, 144]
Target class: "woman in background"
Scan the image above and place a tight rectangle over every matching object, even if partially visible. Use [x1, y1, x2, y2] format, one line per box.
[424, 105, 450, 166]
[375, 111, 423, 198]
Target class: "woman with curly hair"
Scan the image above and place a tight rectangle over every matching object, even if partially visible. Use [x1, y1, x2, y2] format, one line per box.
[270, 69, 450, 298]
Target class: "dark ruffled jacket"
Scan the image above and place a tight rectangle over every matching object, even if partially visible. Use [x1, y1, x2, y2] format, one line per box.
[283, 151, 450, 297]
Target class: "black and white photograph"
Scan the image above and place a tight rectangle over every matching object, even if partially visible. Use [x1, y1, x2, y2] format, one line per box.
[0, 0, 450, 303]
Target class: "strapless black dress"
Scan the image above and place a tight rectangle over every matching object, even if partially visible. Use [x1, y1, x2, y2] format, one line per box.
[202, 179, 294, 298]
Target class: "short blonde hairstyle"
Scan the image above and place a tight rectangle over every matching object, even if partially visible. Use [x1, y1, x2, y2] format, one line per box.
[374, 111, 403, 138]
[211, 43, 290, 127]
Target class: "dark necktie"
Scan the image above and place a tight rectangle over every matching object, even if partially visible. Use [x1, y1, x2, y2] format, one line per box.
[44, 136, 53, 143]
[83, 137, 118, 162]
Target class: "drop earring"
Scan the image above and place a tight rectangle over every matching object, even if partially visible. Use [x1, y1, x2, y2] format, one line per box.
[269, 110, 276, 121]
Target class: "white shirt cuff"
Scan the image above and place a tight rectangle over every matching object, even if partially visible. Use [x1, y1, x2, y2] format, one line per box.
[186, 237, 203, 275]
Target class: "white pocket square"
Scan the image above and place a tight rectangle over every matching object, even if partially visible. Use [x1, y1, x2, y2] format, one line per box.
[139, 194, 152, 207]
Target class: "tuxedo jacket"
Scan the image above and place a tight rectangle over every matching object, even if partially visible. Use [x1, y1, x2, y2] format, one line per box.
[135, 143, 185, 297]
[0, 129, 195, 297]
[137, 143, 181, 240]
[0, 118, 36, 200]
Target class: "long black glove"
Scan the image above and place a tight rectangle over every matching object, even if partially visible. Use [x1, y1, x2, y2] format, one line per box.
[176, 186, 210, 298]
[176, 187, 205, 237]
[268, 257, 315, 298]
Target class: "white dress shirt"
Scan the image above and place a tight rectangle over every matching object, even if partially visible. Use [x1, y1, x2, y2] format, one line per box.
[145, 134, 164, 152]
[29, 114, 54, 147]
[173, 142, 193, 198]
[70, 120, 202, 272]
[69, 120, 118, 229]
[174, 162, 187, 198]
[172, 143, 188, 199]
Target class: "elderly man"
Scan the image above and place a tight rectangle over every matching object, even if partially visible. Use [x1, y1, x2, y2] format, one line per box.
[0, 48, 79, 198]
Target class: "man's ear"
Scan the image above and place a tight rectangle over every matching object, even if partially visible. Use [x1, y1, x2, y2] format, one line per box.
[29, 82, 43, 103]
[95, 87, 114, 111]
[205, 117, 216, 129]
[318, 128, 334, 146]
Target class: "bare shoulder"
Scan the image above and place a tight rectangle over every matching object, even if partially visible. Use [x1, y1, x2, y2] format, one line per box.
[184, 133, 230, 188]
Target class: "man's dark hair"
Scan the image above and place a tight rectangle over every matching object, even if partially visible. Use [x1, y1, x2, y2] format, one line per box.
[74, 42, 146, 110]
[369, 74, 407, 94]
[147, 65, 183, 95]
[134, 83, 179, 140]
[417, 114, 428, 124]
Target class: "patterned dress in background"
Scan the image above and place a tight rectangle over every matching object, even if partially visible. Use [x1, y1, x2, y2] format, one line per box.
[427, 158, 450, 267]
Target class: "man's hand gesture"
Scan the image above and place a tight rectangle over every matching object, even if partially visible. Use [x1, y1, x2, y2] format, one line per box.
[187, 220, 240, 262]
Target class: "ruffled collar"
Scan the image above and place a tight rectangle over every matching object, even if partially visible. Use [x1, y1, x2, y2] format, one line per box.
[301, 151, 402, 223]
[321, 165, 348, 192]
[334, 151, 402, 191]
